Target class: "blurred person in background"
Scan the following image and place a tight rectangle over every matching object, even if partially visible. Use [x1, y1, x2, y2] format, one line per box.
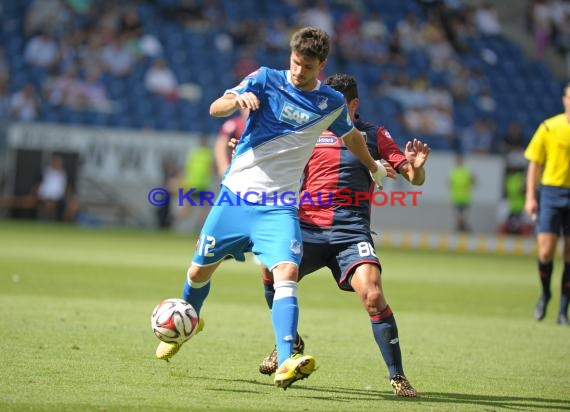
[214, 108, 248, 177]
[37, 153, 68, 221]
[174, 136, 215, 234]
[499, 166, 534, 236]
[524, 81, 570, 326]
[449, 154, 475, 232]
[10, 83, 40, 122]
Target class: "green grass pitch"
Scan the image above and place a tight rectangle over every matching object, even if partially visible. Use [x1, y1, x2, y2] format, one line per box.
[0, 220, 568, 411]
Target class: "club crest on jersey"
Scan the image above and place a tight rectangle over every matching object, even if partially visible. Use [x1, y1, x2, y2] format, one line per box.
[317, 96, 328, 110]
[279, 102, 318, 126]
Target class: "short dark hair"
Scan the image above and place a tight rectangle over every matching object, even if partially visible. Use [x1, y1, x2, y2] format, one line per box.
[324, 73, 359, 102]
[290, 27, 330, 62]
[564, 81, 570, 96]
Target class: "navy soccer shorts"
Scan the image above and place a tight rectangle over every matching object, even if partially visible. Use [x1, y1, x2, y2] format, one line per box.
[537, 185, 570, 236]
[299, 235, 381, 291]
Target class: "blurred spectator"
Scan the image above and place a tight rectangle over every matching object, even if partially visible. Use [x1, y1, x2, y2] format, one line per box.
[473, 1, 502, 36]
[177, 0, 206, 28]
[449, 154, 475, 232]
[232, 48, 259, 82]
[531, 0, 552, 59]
[43, 64, 82, 107]
[119, 6, 143, 38]
[0, 80, 10, 122]
[476, 87, 497, 113]
[360, 11, 388, 41]
[10, 83, 40, 122]
[554, 12, 570, 76]
[460, 118, 496, 154]
[25, 0, 71, 37]
[174, 137, 215, 233]
[264, 17, 291, 52]
[144, 58, 178, 98]
[24, 31, 59, 70]
[423, 23, 455, 71]
[296, 0, 335, 37]
[97, 5, 122, 43]
[498, 167, 533, 236]
[37, 153, 68, 221]
[0, 48, 8, 84]
[144, 59, 202, 103]
[79, 69, 113, 112]
[203, 0, 225, 26]
[337, 5, 361, 41]
[229, 20, 260, 47]
[100, 36, 137, 77]
[157, 160, 179, 229]
[396, 12, 425, 52]
[498, 120, 527, 169]
[139, 34, 164, 58]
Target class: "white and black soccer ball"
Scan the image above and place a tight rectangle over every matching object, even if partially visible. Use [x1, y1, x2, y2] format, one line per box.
[151, 298, 199, 344]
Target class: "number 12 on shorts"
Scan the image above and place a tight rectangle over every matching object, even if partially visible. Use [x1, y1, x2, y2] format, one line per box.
[196, 234, 216, 257]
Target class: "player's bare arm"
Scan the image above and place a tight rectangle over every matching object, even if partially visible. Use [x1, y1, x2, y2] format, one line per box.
[399, 138, 430, 185]
[343, 128, 383, 172]
[210, 92, 260, 117]
[524, 160, 541, 216]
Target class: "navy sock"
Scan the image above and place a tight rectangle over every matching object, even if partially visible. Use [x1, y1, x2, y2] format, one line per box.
[182, 279, 210, 316]
[537, 260, 553, 299]
[560, 262, 570, 316]
[370, 306, 404, 380]
[262, 278, 275, 310]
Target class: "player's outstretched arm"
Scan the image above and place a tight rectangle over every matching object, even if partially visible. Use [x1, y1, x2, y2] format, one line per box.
[400, 138, 430, 185]
[210, 92, 260, 117]
[343, 128, 386, 187]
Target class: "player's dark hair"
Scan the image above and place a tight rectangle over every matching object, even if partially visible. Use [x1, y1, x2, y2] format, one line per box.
[564, 81, 570, 96]
[324, 73, 359, 102]
[290, 27, 330, 62]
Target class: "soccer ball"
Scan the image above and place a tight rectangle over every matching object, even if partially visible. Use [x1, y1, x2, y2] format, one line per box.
[151, 298, 199, 344]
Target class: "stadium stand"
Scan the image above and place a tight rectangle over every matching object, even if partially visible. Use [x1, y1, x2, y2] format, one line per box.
[1, 0, 566, 152]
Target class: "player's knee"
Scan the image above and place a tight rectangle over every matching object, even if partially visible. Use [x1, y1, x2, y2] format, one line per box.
[361, 288, 383, 310]
[538, 249, 556, 262]
[272, 262, 299, 282]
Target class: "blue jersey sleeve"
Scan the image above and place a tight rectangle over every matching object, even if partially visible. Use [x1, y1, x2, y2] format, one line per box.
[225, 67, 266, 96]
[328, 104, 354, 138]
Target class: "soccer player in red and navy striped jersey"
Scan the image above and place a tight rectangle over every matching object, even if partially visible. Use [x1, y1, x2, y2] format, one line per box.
[259, 73, 430, 397]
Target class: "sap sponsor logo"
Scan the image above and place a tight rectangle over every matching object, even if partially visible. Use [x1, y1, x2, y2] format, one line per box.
[279, 102, 318, 126]
[317, 136, 338, 145]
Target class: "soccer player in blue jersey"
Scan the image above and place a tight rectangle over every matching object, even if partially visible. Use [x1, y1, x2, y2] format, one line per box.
[255, 74, 429, 396]
[155, 27, 387, 390]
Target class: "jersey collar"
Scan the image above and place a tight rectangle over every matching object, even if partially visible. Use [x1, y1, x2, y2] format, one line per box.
[286, 70, 321, 92]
